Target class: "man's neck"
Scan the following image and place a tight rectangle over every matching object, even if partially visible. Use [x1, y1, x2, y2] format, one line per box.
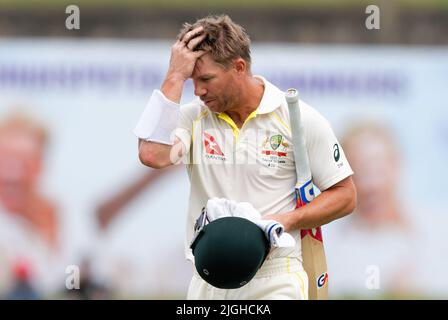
[225, 77, 264, 128]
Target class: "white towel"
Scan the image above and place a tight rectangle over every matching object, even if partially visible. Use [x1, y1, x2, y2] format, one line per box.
[205, 198, 296, 248]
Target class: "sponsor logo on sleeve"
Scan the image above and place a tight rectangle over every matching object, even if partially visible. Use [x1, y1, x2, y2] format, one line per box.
[333, 143, 340, 162]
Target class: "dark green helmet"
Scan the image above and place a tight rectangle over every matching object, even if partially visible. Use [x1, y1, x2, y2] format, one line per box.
[191, 216, 270, 289]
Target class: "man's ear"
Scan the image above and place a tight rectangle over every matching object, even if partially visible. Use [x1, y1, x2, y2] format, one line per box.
[233, 58, 247, 75]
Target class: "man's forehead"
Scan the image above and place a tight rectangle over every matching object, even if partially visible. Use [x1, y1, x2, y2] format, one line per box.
[193, 54, 222, 75]
[196, 52, 212, 65]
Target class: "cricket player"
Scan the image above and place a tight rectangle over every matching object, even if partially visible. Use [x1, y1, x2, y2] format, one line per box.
[134, 14, 357, 300]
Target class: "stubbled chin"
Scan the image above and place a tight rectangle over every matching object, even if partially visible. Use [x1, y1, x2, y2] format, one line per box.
[206, 101, 219, 112]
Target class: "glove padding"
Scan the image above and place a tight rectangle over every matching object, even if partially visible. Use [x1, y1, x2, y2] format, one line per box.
[205, 198, 296, 248]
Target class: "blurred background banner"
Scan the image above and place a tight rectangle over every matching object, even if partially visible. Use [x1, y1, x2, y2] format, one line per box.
[0, 0, 447, 299]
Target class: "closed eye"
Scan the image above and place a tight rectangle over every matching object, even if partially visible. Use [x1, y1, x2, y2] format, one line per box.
[199, 76, 214, 82]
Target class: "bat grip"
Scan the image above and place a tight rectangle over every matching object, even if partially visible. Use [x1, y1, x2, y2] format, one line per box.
[285, 88, 299, 104]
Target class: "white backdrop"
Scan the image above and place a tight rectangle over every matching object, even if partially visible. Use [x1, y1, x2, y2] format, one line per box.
[0, 39, 446, 298]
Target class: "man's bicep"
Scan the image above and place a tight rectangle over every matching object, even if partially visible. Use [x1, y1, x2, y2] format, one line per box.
[174, 127, 192, 152]
[172, 102, 199, 164]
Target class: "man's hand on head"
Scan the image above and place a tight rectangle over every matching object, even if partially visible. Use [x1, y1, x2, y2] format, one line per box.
[161, 26, 208, 102]
[167, 26, 208, 82]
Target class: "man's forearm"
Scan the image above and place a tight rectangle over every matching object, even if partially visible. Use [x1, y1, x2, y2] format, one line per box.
[161, 73, 185, 103]
[279, 177, 357, 232]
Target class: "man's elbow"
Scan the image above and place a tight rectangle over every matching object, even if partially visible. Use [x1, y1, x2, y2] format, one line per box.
[139, 149, 155, 168]
[138, 143, 167, 169]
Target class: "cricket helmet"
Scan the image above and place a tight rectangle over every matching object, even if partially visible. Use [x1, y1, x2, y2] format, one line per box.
[190, 216, 270, 289]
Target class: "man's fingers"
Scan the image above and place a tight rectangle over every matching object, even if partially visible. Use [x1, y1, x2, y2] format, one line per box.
[168, 26, 207, 80]
[186, 33, 207, 51]
[193, 49, 209, 59]
[182, 26, 204, 45]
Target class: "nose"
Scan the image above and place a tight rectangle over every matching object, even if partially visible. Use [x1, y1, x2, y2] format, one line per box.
[194, 82, 207, 97]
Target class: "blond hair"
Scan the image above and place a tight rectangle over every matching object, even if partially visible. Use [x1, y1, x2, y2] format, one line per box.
[0, 111, 48, 147]
[178, 14, 252, 69]
[341, 120, 399, 161]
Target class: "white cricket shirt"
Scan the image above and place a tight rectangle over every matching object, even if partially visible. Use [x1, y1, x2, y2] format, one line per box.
[173, 76, 353, 262]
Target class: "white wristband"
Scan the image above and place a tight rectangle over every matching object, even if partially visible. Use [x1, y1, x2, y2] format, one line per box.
[133, 90, 180, 145]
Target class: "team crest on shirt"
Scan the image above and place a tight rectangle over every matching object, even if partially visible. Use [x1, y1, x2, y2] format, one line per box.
[260, 134, 289, 168]
[270, 134, 283, 150]
[203, 132, 226, 161]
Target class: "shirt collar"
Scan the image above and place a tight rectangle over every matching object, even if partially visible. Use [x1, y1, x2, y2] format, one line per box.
[254, 75, 285, 115]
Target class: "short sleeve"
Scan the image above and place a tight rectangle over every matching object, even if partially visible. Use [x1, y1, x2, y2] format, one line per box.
[301, 102, 354, 191]
[174, 102, 203, 154]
